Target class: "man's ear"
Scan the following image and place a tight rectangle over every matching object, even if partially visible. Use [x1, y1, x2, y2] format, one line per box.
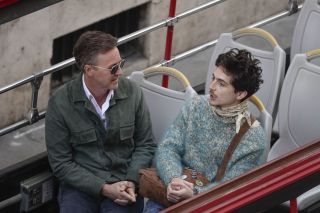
[236, 90, 248, 101]
[83, 65, 93, 76]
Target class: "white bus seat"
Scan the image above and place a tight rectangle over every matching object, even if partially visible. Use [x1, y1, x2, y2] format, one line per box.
[267, 49, 320, 210]
[291, 0, 320, 64]
[129, 67, 197, 144]
[205, 28, 286, 120]
[274, 0, 320, 135]
[249, 95, 272, 162]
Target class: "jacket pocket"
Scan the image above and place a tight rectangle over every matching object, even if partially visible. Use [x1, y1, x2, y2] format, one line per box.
[120, 124, 134, 141]
[118, 124, 135, 161]
[70, 128, 97, 145]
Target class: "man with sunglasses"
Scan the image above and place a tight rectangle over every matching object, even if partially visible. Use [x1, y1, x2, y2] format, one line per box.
[45, 31, 156, 213]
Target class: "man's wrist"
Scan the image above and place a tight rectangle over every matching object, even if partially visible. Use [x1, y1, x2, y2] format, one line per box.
[101, 183, 111, 197]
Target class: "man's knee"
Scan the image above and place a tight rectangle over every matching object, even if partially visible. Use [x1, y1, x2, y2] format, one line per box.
[58, 185, 98, 213]
[100, 195, 144, 213]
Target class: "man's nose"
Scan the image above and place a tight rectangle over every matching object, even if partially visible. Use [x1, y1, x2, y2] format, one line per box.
[210, 80, 216, 91]
[115, 67, 123, 76]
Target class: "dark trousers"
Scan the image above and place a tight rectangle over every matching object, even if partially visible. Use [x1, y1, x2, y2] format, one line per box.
[58, 185, 144, 213]
[142, 200, 166, 213]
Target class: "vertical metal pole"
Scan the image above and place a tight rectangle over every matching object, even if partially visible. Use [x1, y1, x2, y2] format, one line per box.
[26, 76, 43, 124]
[288, 0, 298, 15]
[162, 0, 177, 88]
[290, 198, 298, 213]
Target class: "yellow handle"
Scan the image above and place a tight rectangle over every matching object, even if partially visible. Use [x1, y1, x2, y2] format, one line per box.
[233, 28, 278, 47]
[249, 95, 265, 112]
[143, 66, 190, 88]
[306, 49, 320, 61]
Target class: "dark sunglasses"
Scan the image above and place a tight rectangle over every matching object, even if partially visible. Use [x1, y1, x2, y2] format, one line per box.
[91, 59, 125, 75]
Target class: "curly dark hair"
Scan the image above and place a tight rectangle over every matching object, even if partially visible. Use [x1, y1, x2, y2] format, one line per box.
[73, 31, 118, 71]
[215, 48, 263, 100]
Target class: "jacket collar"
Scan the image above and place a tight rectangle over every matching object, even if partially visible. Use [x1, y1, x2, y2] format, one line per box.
[72, 74, 88, 103]
[71, 74, 128, 104]
[112, 77, 128, 100]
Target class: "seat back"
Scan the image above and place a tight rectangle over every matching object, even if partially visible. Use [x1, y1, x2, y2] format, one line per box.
[268, 49, 320, 161]
[205, 28, 286, 119]
[249, 95, 272, 161]
[129, 67, 197, 143]
[291, 0, 320, 64]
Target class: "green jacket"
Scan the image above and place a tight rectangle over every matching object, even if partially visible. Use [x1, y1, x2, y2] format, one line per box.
[45, 74, 156, 198]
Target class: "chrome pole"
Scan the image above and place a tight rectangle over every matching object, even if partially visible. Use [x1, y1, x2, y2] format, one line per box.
[0, 58, 75, 94]
[0, 194, 21, 210]
[159, 4, 302, 67]
[0, 111, 45, 137]
[0, 0, 227, 93]
[0, 1, 303, 136]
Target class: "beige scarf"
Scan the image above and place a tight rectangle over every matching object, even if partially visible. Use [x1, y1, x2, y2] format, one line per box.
[211, 100, 252, 133]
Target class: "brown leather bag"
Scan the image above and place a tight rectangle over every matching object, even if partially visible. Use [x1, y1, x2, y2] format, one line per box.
[138, 168, 171, 207]
[138, 167, 209, 207]
[138, 116, 255, 207]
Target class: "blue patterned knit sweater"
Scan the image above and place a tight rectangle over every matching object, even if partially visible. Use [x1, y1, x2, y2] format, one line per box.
[156, 95, 266, 193]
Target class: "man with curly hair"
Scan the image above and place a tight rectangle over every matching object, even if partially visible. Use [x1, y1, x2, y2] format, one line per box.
[143, 48, 265, 212]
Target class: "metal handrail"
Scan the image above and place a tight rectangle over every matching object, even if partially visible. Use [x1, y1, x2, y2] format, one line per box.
[0, 0, 302, 137]
[0, 0, 227, 137]
[0, 0, 226, 95]
[0, 194, 22, 210]
[0, 0, 300, 93]
[159, 3, 302, 67]
[0, 58, 75, 95]
[0, 111, 46, 136]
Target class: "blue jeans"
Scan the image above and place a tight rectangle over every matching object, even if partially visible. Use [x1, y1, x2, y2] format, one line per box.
[58, 184, 144, 213]
[142, 200, 166, 213]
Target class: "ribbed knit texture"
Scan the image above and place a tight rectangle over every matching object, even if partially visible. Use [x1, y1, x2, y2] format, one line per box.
[156, 95, 266, 193]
